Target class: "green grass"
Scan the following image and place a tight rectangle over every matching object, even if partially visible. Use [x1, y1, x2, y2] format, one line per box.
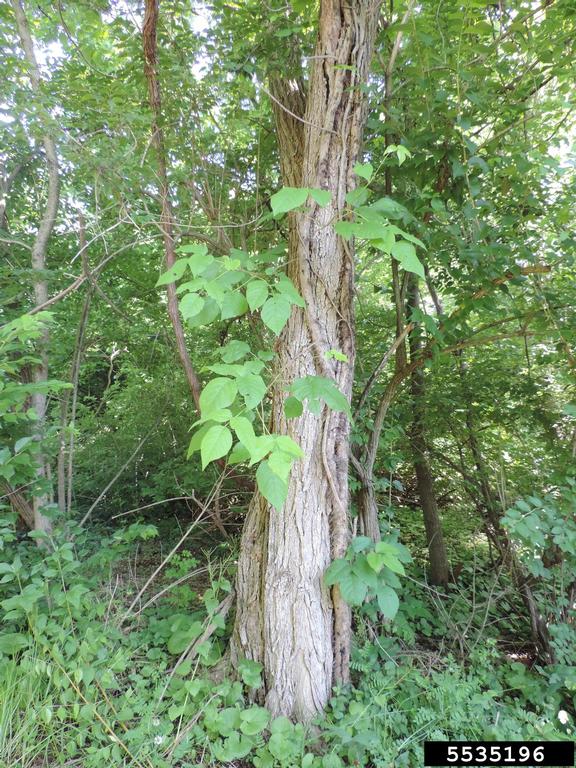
[0, 655, 61, 768]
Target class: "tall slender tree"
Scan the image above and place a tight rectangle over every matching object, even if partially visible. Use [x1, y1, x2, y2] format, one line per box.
[11, 0, 59, 535]
[231, 0, 381, 721]
[406, 274, 449, 585]
[142, 0, 203, 412]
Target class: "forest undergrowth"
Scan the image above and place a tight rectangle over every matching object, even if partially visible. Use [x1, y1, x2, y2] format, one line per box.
[0, 490, 574, 768]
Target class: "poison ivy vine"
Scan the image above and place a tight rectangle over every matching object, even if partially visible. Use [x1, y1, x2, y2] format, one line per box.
[156, 174, 426, 511]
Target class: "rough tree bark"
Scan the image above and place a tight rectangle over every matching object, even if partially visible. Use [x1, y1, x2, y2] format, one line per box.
[406, 275, 449, 585]
[2, 484, 34, 530]
[142, 0, 202, 411]
[231, 0, 381, 722]
[12, 0, 59, 535]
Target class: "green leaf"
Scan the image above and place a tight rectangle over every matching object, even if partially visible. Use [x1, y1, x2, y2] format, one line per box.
[395, 145, 411, 165]
[247, 435, 275, 465]
[369, 197, 411, 219]
[246, 279, 269, 311]
[167, 622, 203, 654]
[270, 716, 294, 735]
[244, 359, 265, 374]
[390, 227, 426, 249]
[284, 396, 303, 419]
[376, 585, 399, 619]
[187, 249, 214, 276]
[179, 292, 204, 320]
[270, 186, 309, 215]
[275, 435, 303, 457]
[212, 732, 253, 762]
[334, 220, 356, 239]
[384, 144, 411, 166]
[303, 754, 315, 768]
[238, 658, 263, 688]
[205, 278, 226, 304]
[269, 732, 298, 761]
[324, 558, 351, 587]
[354, 162, 373, 181]
[261, 295, 292, 336]
[256, 460, 288, 510]
[384, 556, 405, 575]
[218, 268, 244, 285]
[178, 242, 208, 255]
[369, 548, 405, 576]
[220, 340, 251, 362]
[240, 707, 270, 736]
[187, 423, 213, 457]
[237, 373, 267, 409]
[375, 540, 410, 575]
[345, 187, 370, 207]
[268, 449, 293, 482]
[400, 252, 425, 279]
[201, 425, 232, 469]
[230, 416, 257, 450]
[14, 436, 33, 453]
[339, 573, 368, 605]
[199, 378, 238, 418]
[187, 297, 220, 327]
[366, 551, 386, 573]
[351, 557, 379, 589]
[156, 258, 189, 286]
[0, 632, 29, 655]
[215, 708, 242, 736]
[221, 292, 249, 320]
[229, 443, 251, 464]
[291, 376, 351, 417]
[335, 218, 387, 240]
[350, 536, 373, 553]
[323, 754, 344, 768]
[355, 220, 390, 239]
[308, 188, 332, 206]
[176, 278, 204, 294]
[276, 275, 305, 307]
[229, 247, 251, 264]
[207, 363, 244, 376]
[325, 349, 348, 362]
[372, 227, 396, 254]
[391, 240, 425, 278]
[196, 408, 232, 424]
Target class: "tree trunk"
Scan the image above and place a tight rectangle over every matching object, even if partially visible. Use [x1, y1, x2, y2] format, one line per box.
[353, 2, 414, 543]
[231, 0, 381, 722]
[355, 367, 411, 540]
[142, 0, 203, 411]
[354, 327, 413, 542]
[12, 0, 60, 535]
[458, 354, 502, 528]
[2, 483, 35, 530]
[57, 214, 92, 513]
[407, 275, 449, 585]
